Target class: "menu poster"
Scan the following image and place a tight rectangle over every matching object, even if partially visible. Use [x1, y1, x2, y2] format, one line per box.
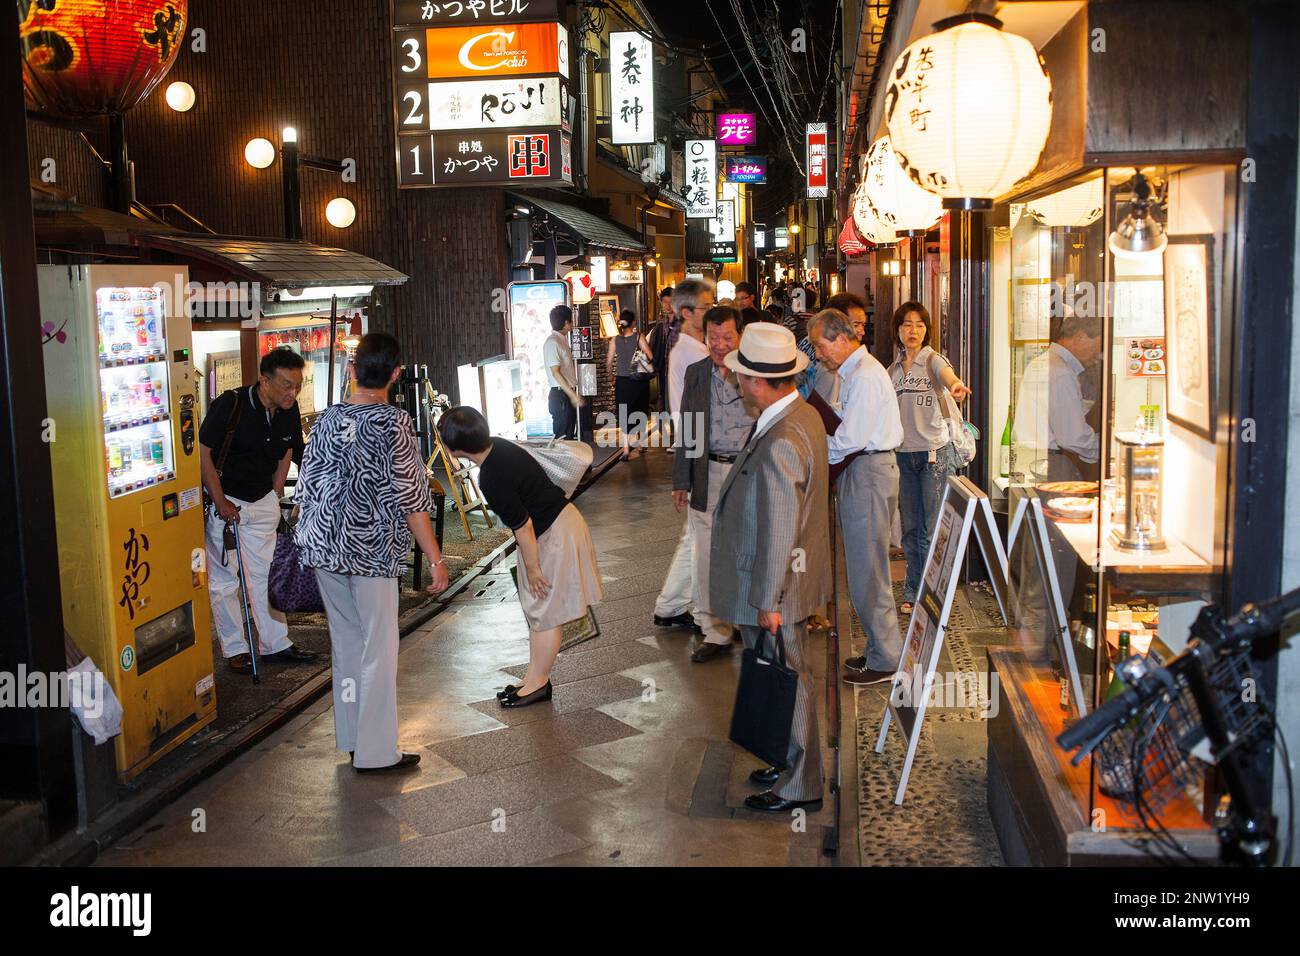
[877, 476, 1009, 806]
[1124, 337, 1166, 377]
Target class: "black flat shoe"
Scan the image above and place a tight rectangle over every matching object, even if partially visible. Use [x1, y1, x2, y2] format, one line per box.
[354, 752, 420, 774]
[749, 766, 784, 786]
[262, 644, 319, 664]
[496, 684, 520, 700]
[744, 790, 822, 813]
[654, 612, 695, 629]
[500, 682, 553, 708]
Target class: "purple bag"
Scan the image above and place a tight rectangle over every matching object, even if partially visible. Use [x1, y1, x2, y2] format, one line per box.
[269, 529, 324, 613]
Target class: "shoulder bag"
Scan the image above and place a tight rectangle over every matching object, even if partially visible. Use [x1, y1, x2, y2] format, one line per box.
[515, 438, 594, 498]
[930, 367, 978, 468]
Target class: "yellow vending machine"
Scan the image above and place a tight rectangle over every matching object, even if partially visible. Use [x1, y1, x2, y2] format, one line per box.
[39, 264, 217, 780]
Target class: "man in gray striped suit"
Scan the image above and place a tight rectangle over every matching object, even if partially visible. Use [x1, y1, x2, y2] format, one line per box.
[710, 323, 832, 812]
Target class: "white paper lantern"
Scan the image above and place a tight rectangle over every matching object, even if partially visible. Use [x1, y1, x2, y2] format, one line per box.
[165, 81, 195, 112]
[563, 269, 594, 305]
[884, 15, 1052, 207]
[851, 182, 895, 245]
[1026, 177, 1103, 227]
[863, 136, 943, 236]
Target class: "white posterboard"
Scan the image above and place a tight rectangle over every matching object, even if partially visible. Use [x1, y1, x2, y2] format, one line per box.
[875, 476, 1009, 805]
[1006, 493, 1086, 716]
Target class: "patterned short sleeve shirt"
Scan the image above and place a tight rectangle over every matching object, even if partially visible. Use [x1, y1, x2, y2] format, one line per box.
[294, 403, 433, 577]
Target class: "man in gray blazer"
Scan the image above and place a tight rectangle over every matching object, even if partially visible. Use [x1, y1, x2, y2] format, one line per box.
[710, 323, 831, 812]
[673, 305, 754, 662]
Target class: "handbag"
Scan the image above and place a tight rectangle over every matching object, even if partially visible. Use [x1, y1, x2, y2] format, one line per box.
[729, 628, 799, 767]
[509, 564, 602, 652]
[516, 438, 594, 498]
[269, 516, 325, 613]
[931, 376, 978, 468]
[629, 346, 655, 381]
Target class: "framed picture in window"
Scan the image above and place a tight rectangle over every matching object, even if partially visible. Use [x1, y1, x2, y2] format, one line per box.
[1163, 234, 1215, 440]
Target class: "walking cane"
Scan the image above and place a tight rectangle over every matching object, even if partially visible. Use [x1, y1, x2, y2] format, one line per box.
[226, 519, 261, 684]
[823, 489, 841, 859]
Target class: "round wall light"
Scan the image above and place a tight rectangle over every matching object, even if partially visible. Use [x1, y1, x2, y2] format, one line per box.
[325, 197, 356, 228]
[244, 138, 275, 169]
[165, 81, 195, 112]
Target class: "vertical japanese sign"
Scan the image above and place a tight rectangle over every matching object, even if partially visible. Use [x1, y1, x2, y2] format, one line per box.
[806, 122, 829, 198]
[609, 31, 654, 145]
[709, 200, 737, 262]
[684, 139, 717, 219]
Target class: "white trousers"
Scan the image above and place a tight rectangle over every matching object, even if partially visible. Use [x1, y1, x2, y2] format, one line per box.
[206, 491, 291, 659]
[688, 459, 735, 645]
[655, 518, 694, 617]
[315, 569, 401, 769]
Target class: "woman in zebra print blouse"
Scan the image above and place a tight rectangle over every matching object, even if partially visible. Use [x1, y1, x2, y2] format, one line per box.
[295, 333, 449, 774]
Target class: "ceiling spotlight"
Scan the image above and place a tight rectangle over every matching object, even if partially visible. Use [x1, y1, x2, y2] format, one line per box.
[1109, 172, 1166, 259]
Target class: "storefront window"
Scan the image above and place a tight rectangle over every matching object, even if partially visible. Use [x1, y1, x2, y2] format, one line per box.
[992, 165, 1237, 834]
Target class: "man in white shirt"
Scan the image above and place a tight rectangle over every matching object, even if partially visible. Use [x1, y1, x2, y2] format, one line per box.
[653, 279, 714, 632]
[808, 308, 905, 685]
[1013, 315, 1102, 481]
[542, 305, 583, 439]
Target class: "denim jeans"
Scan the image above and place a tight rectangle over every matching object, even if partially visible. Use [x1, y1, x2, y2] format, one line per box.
[897, 442, 956, 603]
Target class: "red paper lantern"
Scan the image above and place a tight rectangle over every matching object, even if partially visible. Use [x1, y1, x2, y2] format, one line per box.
[19, 0, 188, 117]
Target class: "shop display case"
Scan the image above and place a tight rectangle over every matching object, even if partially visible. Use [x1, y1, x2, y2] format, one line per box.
[987, 165, 1237, 863]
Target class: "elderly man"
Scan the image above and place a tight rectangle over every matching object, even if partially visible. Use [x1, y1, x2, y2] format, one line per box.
[711, 322, 831, 813]
[652, 279, 715, 633]
[808, 308, 904, 686]
[672, 305, 754, 662]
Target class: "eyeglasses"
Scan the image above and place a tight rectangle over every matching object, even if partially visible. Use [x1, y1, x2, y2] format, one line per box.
[266, 374, 303, 394]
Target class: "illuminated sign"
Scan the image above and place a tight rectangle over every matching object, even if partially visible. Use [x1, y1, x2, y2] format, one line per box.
[396, 76, 567, 132]
[709, 199, 737, 262]
[725, 156, 767, 183]
[609, 31, 654, 145]
[398, 128, 572, 187]
[394, 0, 563, 27]
[684, 139, 717, 219]
[806, 122, 829, 198]
[717, 112, 756, 146]
[394, 22, 569, 81]
[774, 226, 789, 249]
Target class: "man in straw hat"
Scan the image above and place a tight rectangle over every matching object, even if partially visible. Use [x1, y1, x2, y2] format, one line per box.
[710, 323, 831, 812]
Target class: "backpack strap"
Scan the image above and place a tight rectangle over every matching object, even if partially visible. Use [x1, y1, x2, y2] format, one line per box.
[214, 387, 246, 476]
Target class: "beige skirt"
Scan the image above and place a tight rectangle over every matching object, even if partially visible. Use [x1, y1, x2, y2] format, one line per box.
[515, 503, 604, 631]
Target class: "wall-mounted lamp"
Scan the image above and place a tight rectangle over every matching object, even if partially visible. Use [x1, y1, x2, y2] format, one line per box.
[165, 81, 195, 112]
[282, 126, 299, 145]
[244, 137, 276, 169]
[325, 197, 356, 228]
[881, 259, 902, 277]
[790, 223, 802, 235]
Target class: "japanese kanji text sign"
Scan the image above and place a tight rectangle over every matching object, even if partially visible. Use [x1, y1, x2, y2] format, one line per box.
[806, 122, 829, 198]
[609, 30, 654, 145]
[684, 139, 717, 219]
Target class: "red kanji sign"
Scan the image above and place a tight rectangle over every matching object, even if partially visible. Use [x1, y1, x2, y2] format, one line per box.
[508, 134, 551, 178]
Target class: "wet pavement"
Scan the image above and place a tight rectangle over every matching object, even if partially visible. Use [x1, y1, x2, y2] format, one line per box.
[98, 449, 848, 867]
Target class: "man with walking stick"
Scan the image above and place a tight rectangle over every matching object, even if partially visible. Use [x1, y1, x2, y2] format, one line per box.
[199, 349, 319, 674]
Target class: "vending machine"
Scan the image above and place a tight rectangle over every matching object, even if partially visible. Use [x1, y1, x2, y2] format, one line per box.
[39, 264, 217, 780]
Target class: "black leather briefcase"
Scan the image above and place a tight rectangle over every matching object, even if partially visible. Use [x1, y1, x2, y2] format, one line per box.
[729, 629, 799, 767]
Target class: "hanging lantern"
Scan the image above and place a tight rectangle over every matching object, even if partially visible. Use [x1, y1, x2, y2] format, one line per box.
[884, 14, 1052, 209]
[838, 217, 868, 257]
[563, 268, 595, 305]
[20, 0, 188, 117]
[851, 182, 895, 246]
[1026, 177, 1104, 228]
[862, 135, 942, 236]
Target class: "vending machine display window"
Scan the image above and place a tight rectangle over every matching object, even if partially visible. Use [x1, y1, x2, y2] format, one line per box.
[97, 287, 177, 498]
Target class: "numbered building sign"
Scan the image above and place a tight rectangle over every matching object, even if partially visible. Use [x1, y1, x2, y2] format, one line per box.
[396, 77, 569, 133]
[399, 128, 573, 188]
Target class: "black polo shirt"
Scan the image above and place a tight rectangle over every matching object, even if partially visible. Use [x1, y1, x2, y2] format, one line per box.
[199, 384, 301, 502]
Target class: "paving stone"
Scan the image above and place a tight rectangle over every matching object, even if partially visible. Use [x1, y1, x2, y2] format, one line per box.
[429, 709, 643, 775]
[468, 673, 650, 725]
[376, 754, 622, 836]
[501, 641, 666, 685]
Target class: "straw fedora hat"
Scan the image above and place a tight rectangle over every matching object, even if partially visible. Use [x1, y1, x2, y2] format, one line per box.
[723, 322, 810, 378]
